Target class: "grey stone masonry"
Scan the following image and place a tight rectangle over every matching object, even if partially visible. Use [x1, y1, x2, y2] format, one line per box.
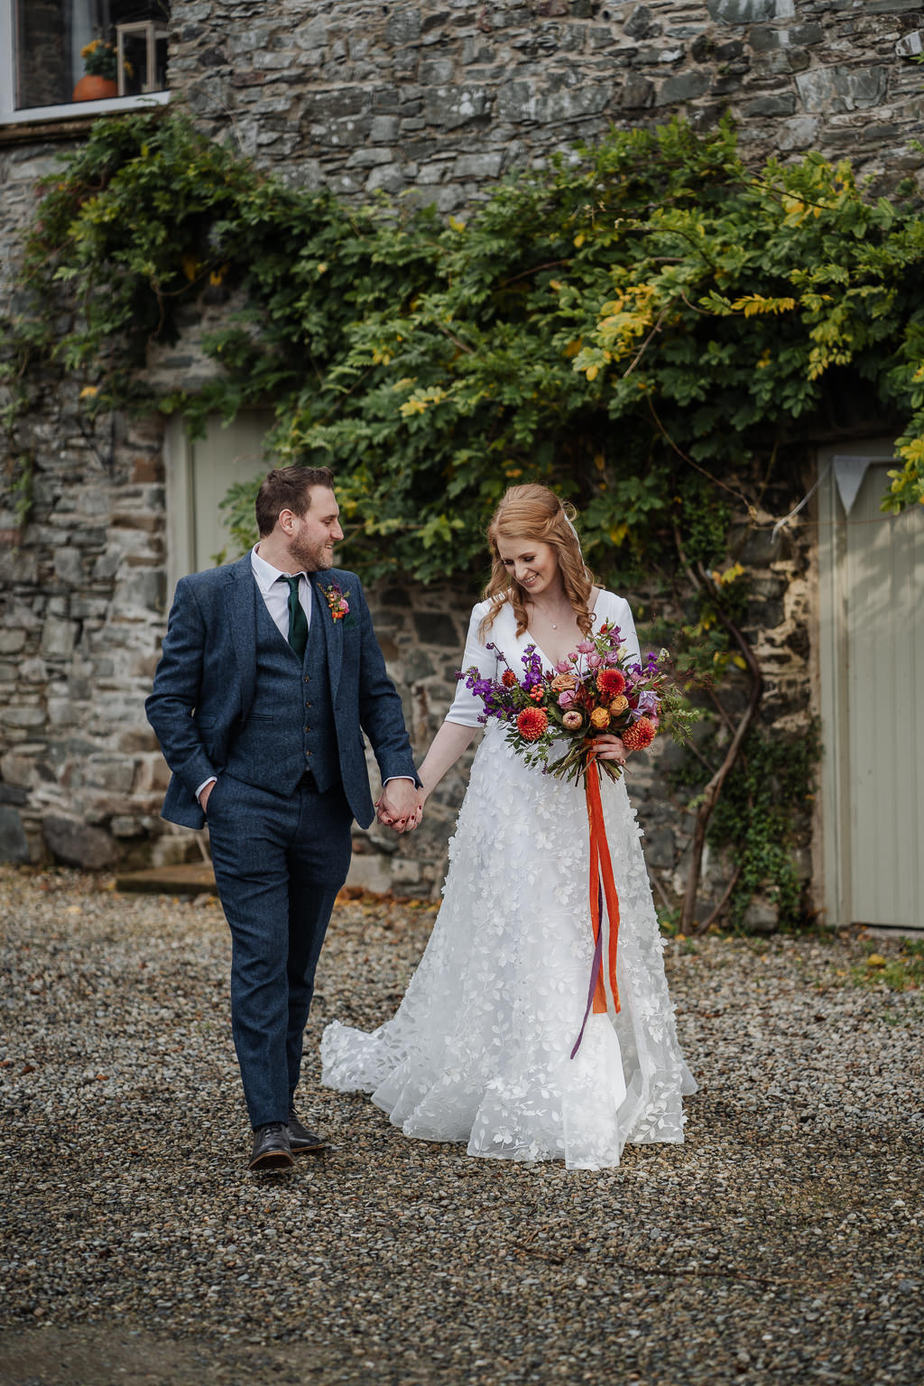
[164, 1, 924, 205]
[0, 396, 173, 872]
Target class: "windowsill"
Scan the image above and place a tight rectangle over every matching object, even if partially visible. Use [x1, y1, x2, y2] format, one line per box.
[0, 89, 170, 142]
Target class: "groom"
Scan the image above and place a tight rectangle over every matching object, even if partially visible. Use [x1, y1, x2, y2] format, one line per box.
[146, 466, 420, 1172]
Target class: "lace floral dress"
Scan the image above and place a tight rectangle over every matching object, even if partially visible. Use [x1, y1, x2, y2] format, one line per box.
[321, 592, 696, 1170]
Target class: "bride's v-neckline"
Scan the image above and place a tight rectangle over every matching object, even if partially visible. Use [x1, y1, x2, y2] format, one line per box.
[524, 589, 602, 669]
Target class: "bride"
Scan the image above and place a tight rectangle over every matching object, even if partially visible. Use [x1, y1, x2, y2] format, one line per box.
[321, 484, 696, 1170]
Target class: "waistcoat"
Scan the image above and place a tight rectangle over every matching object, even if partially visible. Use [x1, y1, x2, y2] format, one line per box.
[224, 577, 338, 795]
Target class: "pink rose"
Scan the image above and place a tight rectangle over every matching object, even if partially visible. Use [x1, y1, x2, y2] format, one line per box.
[554, 659, 571, 674]
[558, 690, 576, 708]
[562, 710, 583, 730]
[586, 653, 602, 669]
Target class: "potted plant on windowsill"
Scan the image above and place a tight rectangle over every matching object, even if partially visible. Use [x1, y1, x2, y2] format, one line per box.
[73, 39, 127, 102]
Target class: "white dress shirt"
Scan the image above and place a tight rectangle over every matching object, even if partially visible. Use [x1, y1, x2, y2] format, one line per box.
[250, 543, 313, 637]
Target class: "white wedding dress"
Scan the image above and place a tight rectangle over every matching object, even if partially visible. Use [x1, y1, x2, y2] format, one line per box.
[321, 591, 696, 1170]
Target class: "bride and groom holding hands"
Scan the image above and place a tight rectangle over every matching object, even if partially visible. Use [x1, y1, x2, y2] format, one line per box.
[146, 467, 694, 1174]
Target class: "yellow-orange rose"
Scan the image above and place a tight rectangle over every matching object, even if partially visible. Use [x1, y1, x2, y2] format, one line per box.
[590, 706, 611, 730]
[609, 694, 628, 714]
[550, 672, 578, 693]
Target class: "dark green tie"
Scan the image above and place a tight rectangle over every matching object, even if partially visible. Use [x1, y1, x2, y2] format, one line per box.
[284, 574, 308, 658]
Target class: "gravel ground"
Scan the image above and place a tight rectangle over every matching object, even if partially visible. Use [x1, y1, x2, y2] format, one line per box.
[0, 866, 921, 1386]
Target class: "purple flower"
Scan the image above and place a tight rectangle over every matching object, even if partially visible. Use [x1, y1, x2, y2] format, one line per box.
[636, 690, 659, 716]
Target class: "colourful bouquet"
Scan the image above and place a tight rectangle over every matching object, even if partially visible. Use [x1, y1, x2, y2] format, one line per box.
[461, 617, 694, 1056]
[459, 618, 694, 785]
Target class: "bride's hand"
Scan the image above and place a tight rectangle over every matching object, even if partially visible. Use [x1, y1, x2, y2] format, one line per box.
[593, 734, 628, 769]
[375, 782, 425, 833]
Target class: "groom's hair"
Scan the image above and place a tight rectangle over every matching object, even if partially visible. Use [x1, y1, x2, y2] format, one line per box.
[256, 466, 336, 536]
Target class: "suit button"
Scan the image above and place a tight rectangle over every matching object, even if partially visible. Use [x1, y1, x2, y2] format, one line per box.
[303, 675, 310, 683]
[304, 725, 310, 733]
[305, 700, 311, 708]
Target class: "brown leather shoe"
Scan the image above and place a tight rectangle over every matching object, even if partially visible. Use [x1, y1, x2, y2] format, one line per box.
[249, 1122, 294, 1172]
[287, 1109, 328, 1155]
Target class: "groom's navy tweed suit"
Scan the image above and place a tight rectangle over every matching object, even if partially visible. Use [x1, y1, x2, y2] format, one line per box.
[146, 553, 417, 1127]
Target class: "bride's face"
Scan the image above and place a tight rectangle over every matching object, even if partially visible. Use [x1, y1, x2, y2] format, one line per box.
[496, 537, 560, 598]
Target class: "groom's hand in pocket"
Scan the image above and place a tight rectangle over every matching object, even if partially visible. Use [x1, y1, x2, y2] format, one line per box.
[376, 778, 422, 834]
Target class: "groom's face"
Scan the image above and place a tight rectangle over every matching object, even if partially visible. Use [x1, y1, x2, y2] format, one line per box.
[289, 486, 344, 572]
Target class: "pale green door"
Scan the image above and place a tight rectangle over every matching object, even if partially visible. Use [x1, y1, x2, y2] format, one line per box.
[818, 445, 923, 929]
[165, 412, 273, 595]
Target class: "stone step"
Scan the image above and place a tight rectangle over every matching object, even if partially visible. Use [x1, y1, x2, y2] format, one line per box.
[115, 863, 217, 896]
[113, 863, 416, 906]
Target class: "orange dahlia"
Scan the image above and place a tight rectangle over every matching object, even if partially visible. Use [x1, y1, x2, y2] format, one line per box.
[597, 668, 626, 697]
[502, 668, 517, 688]
[516, 707, 549, 741]
[622, 716, 656, 751]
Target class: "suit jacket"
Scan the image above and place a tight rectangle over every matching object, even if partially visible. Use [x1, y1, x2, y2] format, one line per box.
[145, 554, 417, 830]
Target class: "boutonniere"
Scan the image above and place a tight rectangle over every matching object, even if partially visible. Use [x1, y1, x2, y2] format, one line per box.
[322, 581, 350, 622]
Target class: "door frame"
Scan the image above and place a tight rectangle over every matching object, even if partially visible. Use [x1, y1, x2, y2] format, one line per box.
[164, 412, 273, 600]
[815, 437, 898, 928]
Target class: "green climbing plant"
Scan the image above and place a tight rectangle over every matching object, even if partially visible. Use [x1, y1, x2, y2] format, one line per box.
[3, 109, 923, 928]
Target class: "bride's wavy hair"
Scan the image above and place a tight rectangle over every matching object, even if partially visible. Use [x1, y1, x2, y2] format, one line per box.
[481, 484, 596, 639]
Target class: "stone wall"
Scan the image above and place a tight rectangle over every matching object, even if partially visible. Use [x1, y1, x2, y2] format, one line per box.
[170, 0, 924, 203]
[0, 0, 917, 915]
[0, 394, 171, 871]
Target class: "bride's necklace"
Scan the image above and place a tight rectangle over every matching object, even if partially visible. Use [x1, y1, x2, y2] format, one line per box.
[530, 599, 572, 631]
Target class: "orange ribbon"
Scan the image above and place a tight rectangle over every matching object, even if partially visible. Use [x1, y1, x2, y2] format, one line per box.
[571, 744, 621, 1058]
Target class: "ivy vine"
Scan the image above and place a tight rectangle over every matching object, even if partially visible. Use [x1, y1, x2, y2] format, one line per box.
[2, 109, 922, 928]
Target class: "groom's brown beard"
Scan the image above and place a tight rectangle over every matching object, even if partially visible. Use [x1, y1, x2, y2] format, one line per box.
[289, 534, 335, 573]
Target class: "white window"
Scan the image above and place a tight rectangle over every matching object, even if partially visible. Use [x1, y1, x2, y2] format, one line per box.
[0, 1, 170, 126]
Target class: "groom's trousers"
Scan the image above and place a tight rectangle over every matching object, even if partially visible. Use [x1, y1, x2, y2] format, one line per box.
[205, 770, 353, 1128]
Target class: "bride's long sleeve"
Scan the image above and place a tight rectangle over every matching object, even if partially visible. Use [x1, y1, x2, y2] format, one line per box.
[415, 601, 495, 797]
[442, 601, 497, 729]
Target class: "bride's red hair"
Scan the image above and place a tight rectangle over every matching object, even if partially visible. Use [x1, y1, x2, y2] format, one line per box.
[481, 484, 596, 639]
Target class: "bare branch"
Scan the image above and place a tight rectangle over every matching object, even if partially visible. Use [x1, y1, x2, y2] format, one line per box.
[674, 527, 763, 933]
